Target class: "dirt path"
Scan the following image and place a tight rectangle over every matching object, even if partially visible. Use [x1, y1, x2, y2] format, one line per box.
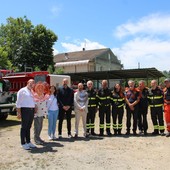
[0, 113, 170, 170]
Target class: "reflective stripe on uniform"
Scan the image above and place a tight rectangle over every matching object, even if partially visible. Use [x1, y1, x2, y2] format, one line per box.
[97, 96, 110, 100]
[147, 96, 163, 99]
[149, 104, 163, 107]
[99, 124, 104, 129]
[112, 124, 117, 129]
[106, 123, 111, 128]
[159, 126, 165, 130]
[118, 124, 123, 129]
[90, 123, 95, 128]
[88, 104, 96, 107]
[88, 97, 96, 100]
[118, 104, 124, 108]
[154, 125, 159, 130]
[99, 103, 110, 106]
[86, 124, 90, 129]
[112, 99, 124, 102]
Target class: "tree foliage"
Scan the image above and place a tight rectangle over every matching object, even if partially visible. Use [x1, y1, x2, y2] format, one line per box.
[0, 16, 57, 71]
[0, 47, 12, 69]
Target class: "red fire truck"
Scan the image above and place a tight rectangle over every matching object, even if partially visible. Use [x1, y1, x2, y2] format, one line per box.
[0, 69, 13, 77]
[0, 71, 71, 120]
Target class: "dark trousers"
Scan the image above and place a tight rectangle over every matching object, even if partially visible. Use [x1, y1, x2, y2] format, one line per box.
[126, 105, 138, 132]
[58, 108, 72, 135]
[112, 106, 124, 130]
[99, 106, 111, 134]
[150, 107, 165, 133]
[86, 107, 96, 133]
[20, 108, 34, 145]
[138, 106, 148, 132]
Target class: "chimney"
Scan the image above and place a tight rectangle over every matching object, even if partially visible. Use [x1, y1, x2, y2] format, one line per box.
[65, 53, 69, 60]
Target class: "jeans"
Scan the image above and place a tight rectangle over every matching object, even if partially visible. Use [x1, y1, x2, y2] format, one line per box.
[48, 110, 59, 136]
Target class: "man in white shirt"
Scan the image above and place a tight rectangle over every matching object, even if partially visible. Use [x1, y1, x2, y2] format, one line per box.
[16, 79, 37, 150]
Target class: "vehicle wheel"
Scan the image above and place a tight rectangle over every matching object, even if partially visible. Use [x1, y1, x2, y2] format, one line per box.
[0, 114, 8, 120]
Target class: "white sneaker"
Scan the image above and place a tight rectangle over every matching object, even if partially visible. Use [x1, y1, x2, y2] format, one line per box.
[53, 135, 57, 139]
[22, 144, 30, 150]
[48, 135, 53, 140]
[68, 134, 73, 139]
[27, 142, 36, 148]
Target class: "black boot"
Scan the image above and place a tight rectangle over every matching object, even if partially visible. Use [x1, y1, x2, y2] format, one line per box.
[152, 129, 159, 135]
[126, 130, 130, 135]
[160, 130, 165, 136]
[113, 129, 117, 136]
[86, 129, 90, 135]
[106, 129, 112, 136]
[133, 130, 137, 136]
[99, 129, 104, 136]
[144, 130, 148, 136]
[91, 128, 97, 136]
[118, 129, 122, 135]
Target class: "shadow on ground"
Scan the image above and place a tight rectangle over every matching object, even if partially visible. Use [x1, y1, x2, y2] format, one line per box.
[30, 141, 64, 154]
[0, 118, 20, 128]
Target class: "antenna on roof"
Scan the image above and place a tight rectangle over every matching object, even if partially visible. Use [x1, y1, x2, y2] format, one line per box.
[65, 53, 69, 60]
[138, 62, 140, 69]
[83, 40, 86, 51]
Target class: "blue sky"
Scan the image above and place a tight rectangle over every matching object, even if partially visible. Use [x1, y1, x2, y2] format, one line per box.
[1, 0, 170, 71]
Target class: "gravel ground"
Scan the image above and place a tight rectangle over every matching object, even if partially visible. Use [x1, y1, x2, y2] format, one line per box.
[0, 112, 170, 170]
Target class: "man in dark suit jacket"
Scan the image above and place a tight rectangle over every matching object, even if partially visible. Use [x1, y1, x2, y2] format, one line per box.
[58, 78, 74, 138]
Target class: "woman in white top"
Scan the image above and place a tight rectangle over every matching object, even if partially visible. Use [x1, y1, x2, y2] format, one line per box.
[47, 85, 59, 140]
[33, 81, 49, 145]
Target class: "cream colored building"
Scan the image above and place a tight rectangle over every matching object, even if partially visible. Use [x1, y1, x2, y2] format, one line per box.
[54, 48, 123, 73]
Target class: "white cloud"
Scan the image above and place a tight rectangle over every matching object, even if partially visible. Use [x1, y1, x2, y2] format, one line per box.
[53, 47, 59, 55]
[113, 13, 170, 71]
[50, 5, 62, 17]
[114, 13, 170, 38]
[113, 37, 170, 71]
[61, 38, 106, 52]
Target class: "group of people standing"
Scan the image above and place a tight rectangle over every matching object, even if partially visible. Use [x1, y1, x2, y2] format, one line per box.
[16, 77, 170, 150]
[96, 78, 170, 137]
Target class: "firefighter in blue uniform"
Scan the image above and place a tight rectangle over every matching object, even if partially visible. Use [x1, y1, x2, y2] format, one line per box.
[86, 80, 97, 136]
[147, 79, 165, 135]
[111, 83, 125, 135]
[97, 80, 112, 136]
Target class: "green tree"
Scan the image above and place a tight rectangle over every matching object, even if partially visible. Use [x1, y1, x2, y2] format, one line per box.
[163, 70, 170, 78]
[0, 16, 57, 71]
[0, 47, 12, 69]
[0, 17, 33, 70]
[54, 67, 64, 74]
[29, 24, 57, 70]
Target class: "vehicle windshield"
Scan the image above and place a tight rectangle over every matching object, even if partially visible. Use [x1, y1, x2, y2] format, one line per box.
[34, 75, 46, 83]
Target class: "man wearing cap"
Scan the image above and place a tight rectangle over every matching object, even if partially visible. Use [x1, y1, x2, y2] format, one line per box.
[164, 78, 170, 137]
